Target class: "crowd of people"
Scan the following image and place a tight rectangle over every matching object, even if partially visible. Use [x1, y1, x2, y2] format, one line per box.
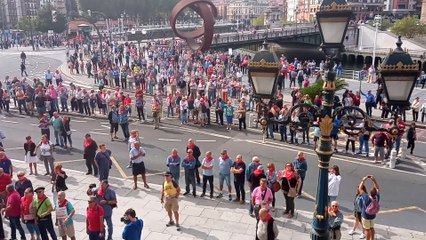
[0, 32, 421, 240]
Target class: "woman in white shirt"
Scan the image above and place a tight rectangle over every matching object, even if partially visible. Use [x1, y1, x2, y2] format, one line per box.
[36, 134, 55, 176]
[328, 165, 342, 206]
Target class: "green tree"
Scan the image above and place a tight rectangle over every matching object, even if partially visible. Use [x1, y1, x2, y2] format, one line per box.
[35, 4, 67, 33]
[300, 78, 349, 100]
[78, 0, 178, 21]
[391, 16, 425, 38]
[16, 17, 35, 31]
[252, 16, 265, 27]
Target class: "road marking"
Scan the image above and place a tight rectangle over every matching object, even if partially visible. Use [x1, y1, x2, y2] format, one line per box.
[30, 123, 38, 126]
[3, 147, 22, 151]
[158, 138, 182, 142]
[101, 125, 110, 129]
[345, 206, 426, 219]
[1, 120, 18, 124]
[72, 120, 87, 123]
[159, 125, 426, 177]
[197, 139, 217, 143]
[89, 131, 109, 136]
[57, 159, 85, 164]
[100, 122, 110, 125]
[92, 128, 107, 131]
[110, 156, 129, 179]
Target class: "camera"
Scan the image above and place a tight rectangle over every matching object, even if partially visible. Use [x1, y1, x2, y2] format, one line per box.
[120, 215, 131, 224]
[121, 208, 136, 224]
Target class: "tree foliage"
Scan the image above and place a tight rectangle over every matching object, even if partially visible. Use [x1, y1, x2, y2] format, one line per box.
[252, 16, 265, 27]
[16, 17, 36, 32]
[78, 0, 179, 21]
[391, 16, 425, 38]
[300, 78, 348, 100]
[35, 4, 67, 33]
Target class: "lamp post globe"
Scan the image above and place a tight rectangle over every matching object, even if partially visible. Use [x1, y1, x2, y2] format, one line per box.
[379, 36, 420, 108]
[316, 0, 352, 57]
[248, 40, 281, 99]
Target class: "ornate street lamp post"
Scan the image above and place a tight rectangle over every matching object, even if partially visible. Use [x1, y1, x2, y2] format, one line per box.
[311, 0, 352, 239]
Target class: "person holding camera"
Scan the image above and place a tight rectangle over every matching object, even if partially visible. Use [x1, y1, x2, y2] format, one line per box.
[161, 172, 181, 231]
[358, 175, 380, 240]
[121, 208, 144, 240]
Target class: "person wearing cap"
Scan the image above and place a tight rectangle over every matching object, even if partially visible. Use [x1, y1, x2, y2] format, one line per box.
[33, 186, 57, 239]
[87, 180, 117, 240]
[86, 196, 105, 240]
[161, 172, 181, 231]
[2, 184, 26, 240]
[122, 208, 144, 240]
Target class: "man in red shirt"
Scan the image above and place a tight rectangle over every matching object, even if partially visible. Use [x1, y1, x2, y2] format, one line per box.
[2, 184, 26, 239]
[86, 196, 105, 240]
[0, 168, 12, 202]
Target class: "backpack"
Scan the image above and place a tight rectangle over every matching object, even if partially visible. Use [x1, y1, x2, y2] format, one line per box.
[365, 196, 380, 215]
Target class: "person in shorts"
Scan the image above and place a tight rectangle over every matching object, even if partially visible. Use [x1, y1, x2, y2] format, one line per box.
[56, 191, 76, 240]
[161, 172, 181, 231]
[358, 175, 380, 240]
[129, 142, 149, 190]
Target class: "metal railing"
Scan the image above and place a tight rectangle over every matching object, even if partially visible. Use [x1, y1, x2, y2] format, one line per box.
[212, 26, 318, 45]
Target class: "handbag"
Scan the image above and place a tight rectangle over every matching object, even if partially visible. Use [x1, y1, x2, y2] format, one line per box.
[286, 178, 297, 198]
[272, 182, 281, 193]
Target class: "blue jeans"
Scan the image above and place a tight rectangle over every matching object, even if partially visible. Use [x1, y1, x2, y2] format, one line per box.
[267, 123, 274, 139]
[249, 190, 254, 214]
[104, 216, 113, 240]
[25, 222, 40, 235]
[120, 122, 130, 139]
[54, 129, 64, 146]
[60, 97, 68, 111]
[181, 111, 188, 124]
[395, 137, 401, 154]
[52, 98, 59, 112]
[358, 136, 369, 154]
[9, 216, 26, 239]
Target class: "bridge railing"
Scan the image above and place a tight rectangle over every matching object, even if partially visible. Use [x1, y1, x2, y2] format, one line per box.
[345, 46, 425, 58]
[212, 26, 318, 45]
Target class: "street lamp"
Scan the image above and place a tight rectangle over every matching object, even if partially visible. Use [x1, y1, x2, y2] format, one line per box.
[371, 14, 382, 66]
[379, 36, 420, 108]
[248, 40, 281, 142]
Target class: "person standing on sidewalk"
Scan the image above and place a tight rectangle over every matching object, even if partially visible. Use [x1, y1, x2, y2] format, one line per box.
[36, 135, 55, 176]
[21, 188, 41, 240]
[200, 151, 215, 198]
[348, 185, 367, 239]
[278, 163, 300, 219]
[34, 186, 57, 240]
[86, 196, 105, 240]
[328, 201, 344, 240]
[83, 134, 98, 176]
[256, 208, 279, 240]
[265, 163, 278, 211]
[358, 176, 380, 240]
[56, 191, 76, 240]
[231, 154, 246, 204]
[161, 172, 181, 231]
[121, 208, 144, 239]
[2, 184, 26, 240]
[87, 180, 117, 240]
[328, 165, 342, 205]
[411, 97, 420, 122]
[251, 178, 273, 221]
[217, 150, 233, 201]
[293, 151, 307, 197]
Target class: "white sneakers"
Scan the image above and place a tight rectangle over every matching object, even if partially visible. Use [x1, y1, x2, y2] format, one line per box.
[348, 230, 365, 239]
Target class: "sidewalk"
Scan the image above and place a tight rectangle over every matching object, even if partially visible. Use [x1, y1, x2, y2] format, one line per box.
[7, 159, 426, 240]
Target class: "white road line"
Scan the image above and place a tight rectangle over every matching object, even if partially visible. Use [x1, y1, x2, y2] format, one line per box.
[3, 147, 22, 151]
[1, 120, 18, 124]
[197, 139, 217, 143]
[89, 131, 109, 136]
[101, 125, 110, 128]
[92, 128, 107, 131]
[71, 129, 77, 132]
[158, 138, 182, 142]
[30, 123, 38, 126]
[100, 122, 110, 125]
[72, 120, 87, 123]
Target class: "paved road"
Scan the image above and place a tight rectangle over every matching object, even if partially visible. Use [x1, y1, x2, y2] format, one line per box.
[1, 49, 426, 232]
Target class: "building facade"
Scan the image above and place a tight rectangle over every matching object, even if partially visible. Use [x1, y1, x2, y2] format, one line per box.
[227, 0, 269, 22]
